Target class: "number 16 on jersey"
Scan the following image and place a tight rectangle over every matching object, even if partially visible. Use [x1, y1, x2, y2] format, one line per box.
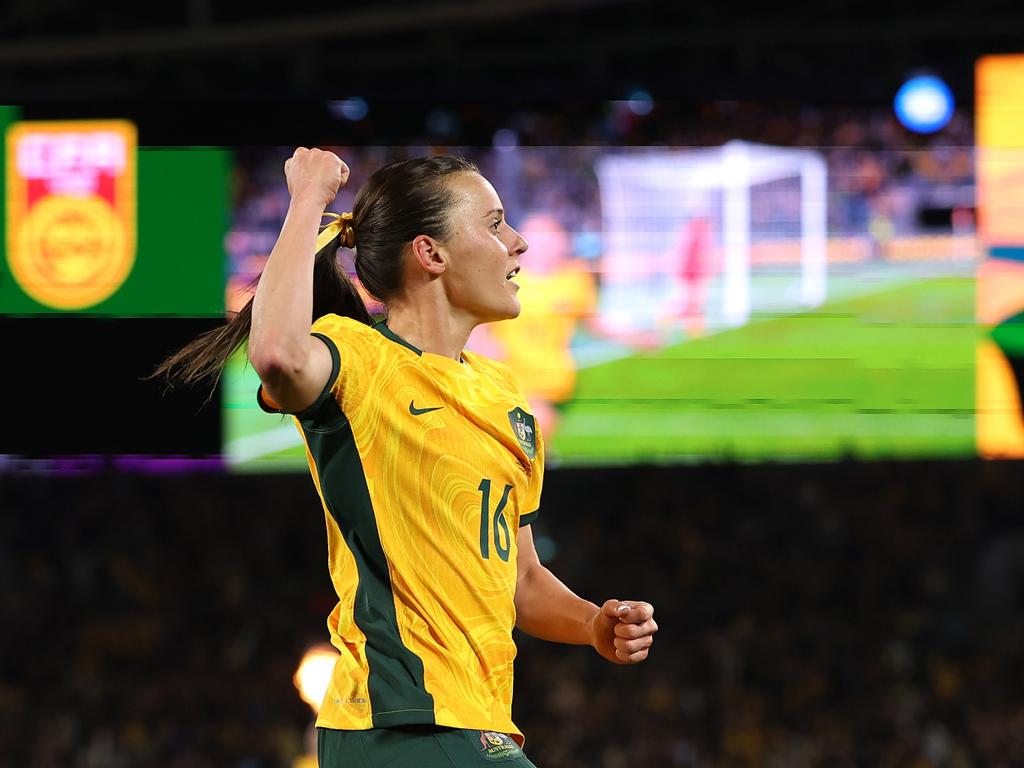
[478, 478, 512, 562]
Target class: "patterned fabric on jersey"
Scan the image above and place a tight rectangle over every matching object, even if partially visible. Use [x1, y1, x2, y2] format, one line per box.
[257, 315, 544, 747]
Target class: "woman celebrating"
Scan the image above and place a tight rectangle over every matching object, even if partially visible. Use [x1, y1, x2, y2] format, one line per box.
[158, 148, 657, 767]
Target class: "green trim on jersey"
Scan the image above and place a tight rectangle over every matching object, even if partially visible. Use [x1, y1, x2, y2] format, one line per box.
[373, 321, 423, 356]
[299, 335, 436, 727]
[256, 332, 343, 425]
[519, 509, 540, 526]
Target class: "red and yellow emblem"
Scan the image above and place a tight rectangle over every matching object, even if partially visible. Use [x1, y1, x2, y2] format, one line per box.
[6, 120, 136, 310]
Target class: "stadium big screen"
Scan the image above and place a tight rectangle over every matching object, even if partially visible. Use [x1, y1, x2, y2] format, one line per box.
[224, 126, 983, 470]
[7, 76, 1024, 471]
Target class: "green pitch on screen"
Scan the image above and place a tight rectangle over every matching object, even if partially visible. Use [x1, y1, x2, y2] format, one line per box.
[1, 145, 229, 316]
[558, 277, 977, 462]
[224, 276, 978, 470]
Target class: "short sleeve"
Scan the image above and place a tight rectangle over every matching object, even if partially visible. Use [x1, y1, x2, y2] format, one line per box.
[519, 417, 545, 526]
[255, 314, 379, 430]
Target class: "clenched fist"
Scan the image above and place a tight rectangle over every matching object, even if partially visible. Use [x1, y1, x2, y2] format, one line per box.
[284, 147, 350, 209]
[589, 599, 658, 664]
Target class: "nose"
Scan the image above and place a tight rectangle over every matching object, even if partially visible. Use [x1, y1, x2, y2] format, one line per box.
[509, 226, 528, 256]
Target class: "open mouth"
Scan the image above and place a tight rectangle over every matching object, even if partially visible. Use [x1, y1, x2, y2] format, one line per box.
[505, 266, 521, 282]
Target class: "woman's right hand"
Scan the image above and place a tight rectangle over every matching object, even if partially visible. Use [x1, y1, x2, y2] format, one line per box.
[284, 147, 350, 209]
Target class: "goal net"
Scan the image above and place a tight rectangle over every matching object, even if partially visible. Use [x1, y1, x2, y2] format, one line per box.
[594, 141, 828, 337]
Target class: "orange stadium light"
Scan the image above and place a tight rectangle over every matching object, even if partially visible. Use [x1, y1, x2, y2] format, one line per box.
[293, 644, 339, 715]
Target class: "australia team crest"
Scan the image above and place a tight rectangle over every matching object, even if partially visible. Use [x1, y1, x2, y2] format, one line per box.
[507, 406, 536, 459]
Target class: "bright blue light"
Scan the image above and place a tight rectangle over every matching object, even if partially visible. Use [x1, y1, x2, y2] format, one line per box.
[894, 75, 954, 134]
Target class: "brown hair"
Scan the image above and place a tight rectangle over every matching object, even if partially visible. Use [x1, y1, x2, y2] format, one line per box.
[151, 154, 479, 395]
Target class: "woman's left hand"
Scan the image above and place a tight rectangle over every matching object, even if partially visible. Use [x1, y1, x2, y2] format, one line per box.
[589, 599, 658, 664]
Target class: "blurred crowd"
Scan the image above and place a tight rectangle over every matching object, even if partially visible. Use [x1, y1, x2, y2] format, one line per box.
[517, 459, 1024, 768]
[226, 103, 975, 296]
[3, 458, 1024, 768]
[0, 474, 328, 768]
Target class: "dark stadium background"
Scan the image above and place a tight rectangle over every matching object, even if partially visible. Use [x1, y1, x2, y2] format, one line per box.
[4, 1, 1024, 766]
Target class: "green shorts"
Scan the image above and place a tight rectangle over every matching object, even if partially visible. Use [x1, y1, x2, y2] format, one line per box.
[317, 725, 539, 768]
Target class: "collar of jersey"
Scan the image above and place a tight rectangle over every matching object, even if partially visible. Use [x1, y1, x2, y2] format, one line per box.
[373, 321, 467, 367]
[373, 321, 422, 356]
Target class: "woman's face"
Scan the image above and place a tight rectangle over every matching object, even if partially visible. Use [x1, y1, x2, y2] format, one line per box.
[438, 172, 529, 324]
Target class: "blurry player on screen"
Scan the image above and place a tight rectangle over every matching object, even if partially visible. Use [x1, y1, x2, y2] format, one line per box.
[154, 149, 656, 768]
[472, 213, 596, 440]
[672, 215, 713, 339]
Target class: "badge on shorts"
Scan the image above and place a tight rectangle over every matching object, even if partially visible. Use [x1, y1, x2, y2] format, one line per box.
[477, 731, 523, 761]
[507, 407, 536, 459]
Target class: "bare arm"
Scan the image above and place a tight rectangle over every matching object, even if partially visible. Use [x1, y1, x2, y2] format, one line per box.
[248, 148, 347, 413]
[514, 525, 659, 664]
[514, 524, 599, 645]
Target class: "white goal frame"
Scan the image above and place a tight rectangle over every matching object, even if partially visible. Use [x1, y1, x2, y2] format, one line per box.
[595, 140, 828, 331]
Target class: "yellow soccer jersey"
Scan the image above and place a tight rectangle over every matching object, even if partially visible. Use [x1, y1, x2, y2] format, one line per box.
[490, 263, 596, 403]
[258, 314, 544, 746]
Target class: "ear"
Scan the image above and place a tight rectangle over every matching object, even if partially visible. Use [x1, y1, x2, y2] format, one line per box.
[410, 234, 446, 277]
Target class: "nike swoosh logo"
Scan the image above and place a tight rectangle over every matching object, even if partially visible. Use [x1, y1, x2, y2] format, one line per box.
[409, 400, 443, 416]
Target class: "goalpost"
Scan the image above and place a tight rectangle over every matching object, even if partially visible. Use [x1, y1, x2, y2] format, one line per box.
[594, 140, 828, 334]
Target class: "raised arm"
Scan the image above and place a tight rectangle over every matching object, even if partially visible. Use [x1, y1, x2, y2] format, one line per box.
[248, 148, 347, 413]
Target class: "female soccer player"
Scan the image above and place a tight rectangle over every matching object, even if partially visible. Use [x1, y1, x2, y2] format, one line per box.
[158, 148, 658, 767]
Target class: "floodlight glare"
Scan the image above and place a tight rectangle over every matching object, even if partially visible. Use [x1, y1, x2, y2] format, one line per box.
[894, 75, 954, 133]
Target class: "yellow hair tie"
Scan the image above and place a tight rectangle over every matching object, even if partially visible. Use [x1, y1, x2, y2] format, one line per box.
[317, 211, 356, 253]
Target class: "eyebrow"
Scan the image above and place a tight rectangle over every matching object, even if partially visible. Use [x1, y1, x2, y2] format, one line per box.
[482, 208, 504, 218]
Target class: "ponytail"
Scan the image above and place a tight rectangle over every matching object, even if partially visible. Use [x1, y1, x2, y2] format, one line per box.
[149, 233, 371, 397]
